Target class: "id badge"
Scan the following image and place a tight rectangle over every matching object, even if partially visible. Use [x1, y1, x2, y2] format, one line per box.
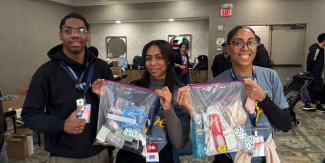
[77, 104, 91, 123]
[252, 135, 266, 157]
[76, 99, 85, 111]
[146, 143, 159, 163]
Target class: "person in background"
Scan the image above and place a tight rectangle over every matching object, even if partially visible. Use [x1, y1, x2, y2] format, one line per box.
[0, 104, 8, 163]
[174, 43, 190, 86]
[93, 40, 190, 163]
[89, 46, 99, 58]
[253, 35, 272, 69]
[181, 38, 189, 50]
[21, 13, 115, 163]
[304, 33, 325, 112]
[171, 40, 179, 53]
[211, 41, 232, 77]
[176, 26, 291, 163]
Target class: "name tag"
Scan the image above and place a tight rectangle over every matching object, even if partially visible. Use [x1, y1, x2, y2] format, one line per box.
[146, 143, 159, 163]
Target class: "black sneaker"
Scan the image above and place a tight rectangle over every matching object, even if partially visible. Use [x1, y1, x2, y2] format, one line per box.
[303, 103, 316, 112]
[316, 104, 325, 112]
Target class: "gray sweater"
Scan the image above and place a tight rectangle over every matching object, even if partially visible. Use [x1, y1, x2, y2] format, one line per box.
[149, 77, 189, 149]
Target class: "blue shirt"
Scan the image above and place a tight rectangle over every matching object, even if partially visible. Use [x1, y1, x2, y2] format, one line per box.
[210, 66, 288, 163]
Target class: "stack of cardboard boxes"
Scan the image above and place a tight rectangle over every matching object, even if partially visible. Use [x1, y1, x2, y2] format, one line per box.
[5, 127, 34, 159]
[2, 86, 40, 159]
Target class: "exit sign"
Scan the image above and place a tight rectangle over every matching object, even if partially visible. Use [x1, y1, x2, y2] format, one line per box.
[221, 9, 232, 16]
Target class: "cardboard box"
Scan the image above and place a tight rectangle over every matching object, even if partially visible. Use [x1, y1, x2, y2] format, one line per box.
[110, 67, 125, 75]
[33, 132, 44, 145]
[17, 86, 28, 96]
[16, 127, 34, 135]
[1, 96, 26, 113]
[113, 61, 118, 67]
[16, 127, 34, 157]
[5, 135, 29, 159]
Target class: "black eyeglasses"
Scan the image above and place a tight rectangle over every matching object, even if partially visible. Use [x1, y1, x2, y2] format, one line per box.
[61, 29, 88, 36]
[229, 41, 257, 50]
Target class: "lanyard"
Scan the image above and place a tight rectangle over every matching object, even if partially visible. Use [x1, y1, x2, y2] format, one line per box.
[57, 61, 95, 102]
[147, 98, 161, 144]
[230, 67, 258, 127]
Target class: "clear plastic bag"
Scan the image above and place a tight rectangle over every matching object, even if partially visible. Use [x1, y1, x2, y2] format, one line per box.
[94, 80, 158, 157]
[189, 81, 253, 158]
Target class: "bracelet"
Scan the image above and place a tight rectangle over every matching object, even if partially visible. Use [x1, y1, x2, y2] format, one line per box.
[257, 92, 266, 103]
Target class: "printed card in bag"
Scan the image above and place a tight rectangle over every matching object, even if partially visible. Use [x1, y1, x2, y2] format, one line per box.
[252, 135, 266, 157]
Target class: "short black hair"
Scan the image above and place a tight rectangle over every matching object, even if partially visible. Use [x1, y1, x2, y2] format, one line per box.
[317, 33, 325, 43]
[60, 13, 89, 30]
[222, 41, 228, 46]
[255, 35, 261, 43]
[88, 46, 98, 57]
[227, 26, 256, 43]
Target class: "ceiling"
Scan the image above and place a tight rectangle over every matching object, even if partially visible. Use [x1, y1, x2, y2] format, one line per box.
[50, 0, 188, 6]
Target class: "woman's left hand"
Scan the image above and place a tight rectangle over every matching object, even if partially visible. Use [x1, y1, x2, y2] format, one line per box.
[154, 86, 172, 111]
[243, 78, 265, 101]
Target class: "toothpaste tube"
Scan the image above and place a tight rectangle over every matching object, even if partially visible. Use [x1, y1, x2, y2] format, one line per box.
[209, 114, 227, 152]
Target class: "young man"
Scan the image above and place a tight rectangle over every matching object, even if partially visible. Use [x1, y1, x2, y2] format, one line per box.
[305, 33, 325, 112]
[253, 35, 272, 69]
[21, 13, 115, 162]
[211, 42, 232, 77]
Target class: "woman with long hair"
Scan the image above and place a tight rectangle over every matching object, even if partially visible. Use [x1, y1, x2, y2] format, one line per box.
[176, 26, 291, 163]
[93, 40, 190, 163]
[174, 43, 191, 86]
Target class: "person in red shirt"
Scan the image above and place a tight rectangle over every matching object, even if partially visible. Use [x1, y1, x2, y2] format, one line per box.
[174, 43, 190, 85]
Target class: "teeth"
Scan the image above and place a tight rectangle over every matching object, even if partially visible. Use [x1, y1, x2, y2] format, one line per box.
[240, 55, 249, 59]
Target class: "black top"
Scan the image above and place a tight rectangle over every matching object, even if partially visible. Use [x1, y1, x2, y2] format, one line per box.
[307, 43, 324, 82]
[0, 103, 7, 152]
[21, 44, 115, 158]
[211, 53, 232, 77]
[253, 44, 272, 69]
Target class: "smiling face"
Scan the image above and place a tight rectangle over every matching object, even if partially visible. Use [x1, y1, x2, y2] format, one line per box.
[145, 44, 168, 79]
[227, 28, 257, 67]
[59, 18, 89, 55]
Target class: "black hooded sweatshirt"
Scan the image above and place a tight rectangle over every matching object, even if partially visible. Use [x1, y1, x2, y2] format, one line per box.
[307, 43, 324, 83]
[21, 44, 114, 158]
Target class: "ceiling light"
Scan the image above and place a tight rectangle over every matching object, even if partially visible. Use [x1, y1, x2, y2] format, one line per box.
[116, 21, 121, 23]
[169, 19, 174, 22]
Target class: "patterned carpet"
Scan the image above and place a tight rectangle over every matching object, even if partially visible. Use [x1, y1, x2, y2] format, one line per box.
[4, 101, 325, 163]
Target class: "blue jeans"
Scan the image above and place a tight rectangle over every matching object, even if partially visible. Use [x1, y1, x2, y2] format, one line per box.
[176, 73, 190, 86]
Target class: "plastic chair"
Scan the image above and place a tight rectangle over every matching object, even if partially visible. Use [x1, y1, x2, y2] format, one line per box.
[177, 139, 194, 163]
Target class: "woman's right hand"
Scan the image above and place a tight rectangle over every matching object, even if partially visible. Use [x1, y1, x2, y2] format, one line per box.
[176, 86, 194, 116]
[92, 79, 106, 96]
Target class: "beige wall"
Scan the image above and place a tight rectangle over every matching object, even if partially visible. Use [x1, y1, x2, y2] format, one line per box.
[76, 0, 325, 83]
[0, 0, 74, 95]
[90, 20, 209, 63]
[76, 0, 209, 22]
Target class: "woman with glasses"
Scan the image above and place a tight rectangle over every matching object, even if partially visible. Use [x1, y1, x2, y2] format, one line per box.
[211, 41, 232, 77]
[176, 26, 291, 163]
